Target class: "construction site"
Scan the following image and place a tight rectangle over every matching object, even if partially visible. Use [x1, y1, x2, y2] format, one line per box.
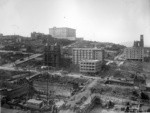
[0, 34, 150, 113]
[1, 49, 150, 113]
[0, 50, 91, 113]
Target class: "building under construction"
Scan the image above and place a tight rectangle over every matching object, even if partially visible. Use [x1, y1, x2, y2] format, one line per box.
[44, 43, 61, 68]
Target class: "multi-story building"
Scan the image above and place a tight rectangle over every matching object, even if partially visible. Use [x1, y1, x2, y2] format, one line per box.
[31, 32, 45, 39]
[124, 35, 144, 61]
[72, 48, 104, 64]
[124, 47, 144, 61]
[44, 43, 61, 68]
[79, 60, 102, 73]
[49, 27, 76, 40]
[143, 47, 150, 62]
[144, 47, 150, 57]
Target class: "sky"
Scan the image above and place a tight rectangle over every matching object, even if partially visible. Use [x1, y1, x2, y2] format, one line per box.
[0, 0, 150, 46]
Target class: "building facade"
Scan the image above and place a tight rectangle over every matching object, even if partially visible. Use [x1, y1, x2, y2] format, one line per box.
[49, 27, 76, 40]
[124, 35, 144, 61]
[79, 60, 101, 73]
[124, 47, 144, 61]
[31, 32, 45, 39]
[72, 48, 104, 64]
[144, 47, 150, 57]
[44, 43, 61, 68]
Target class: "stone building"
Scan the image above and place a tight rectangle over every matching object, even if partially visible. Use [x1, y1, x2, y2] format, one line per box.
[49, 27, 76, 40]
[124, 35, 144, 61]
[72, 48, 104, 64]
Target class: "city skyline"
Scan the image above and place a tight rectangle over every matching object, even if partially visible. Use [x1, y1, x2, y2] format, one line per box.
[0, 0, 150, 46]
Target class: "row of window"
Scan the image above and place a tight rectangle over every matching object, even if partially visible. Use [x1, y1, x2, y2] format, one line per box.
[80, 66, 95, 68]
[73, 55, 93, 56]
[80, 63, 97, 65]
[75, 54, 92, 56]
[73, 50, 93, 52]
[80, 68, 96, 71]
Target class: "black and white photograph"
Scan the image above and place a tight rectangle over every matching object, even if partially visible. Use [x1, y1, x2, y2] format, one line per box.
[0, 0, 150, 113]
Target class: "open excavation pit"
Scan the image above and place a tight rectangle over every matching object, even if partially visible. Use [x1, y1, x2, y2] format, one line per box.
[32, 73, 91, 100]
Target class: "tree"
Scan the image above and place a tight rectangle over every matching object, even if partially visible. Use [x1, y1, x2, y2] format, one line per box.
[141, 92, 149, 100]
[132, 90, 139, 97]
[147, 108, 150, 112]
[113, 70, 121, 78]
[101, 64, 110, 71]
[107, 101, 114, 108]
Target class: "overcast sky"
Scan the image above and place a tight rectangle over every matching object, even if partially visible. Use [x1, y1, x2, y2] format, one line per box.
[0, 0, 150, 46]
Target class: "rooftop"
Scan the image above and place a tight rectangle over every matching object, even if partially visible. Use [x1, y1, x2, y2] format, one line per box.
[125, 47, 144, 49]
[50, 27, 76, 30]
[27, 99, 43, 104]
[73, 47, 102, 50]
[80, 60, 100, 63]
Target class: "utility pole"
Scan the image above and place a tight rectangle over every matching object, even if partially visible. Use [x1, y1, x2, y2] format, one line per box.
[43, 41, 49, 105]
[47, 71, 49, 105]
[46, 43, 49, 105]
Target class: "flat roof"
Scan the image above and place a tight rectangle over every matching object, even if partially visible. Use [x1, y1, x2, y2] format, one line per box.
[73, 48, 102, 50]
[27, 99, 43, 104]
[125, 47, 144, 49]
[80, 60, 100, 63]
[50, 27, 76, 30]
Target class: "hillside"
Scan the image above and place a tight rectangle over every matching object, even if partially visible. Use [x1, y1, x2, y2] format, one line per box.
[0, 34, 125, 54]
[120, 41, 133, 47]
[66, 40, 125, 51]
